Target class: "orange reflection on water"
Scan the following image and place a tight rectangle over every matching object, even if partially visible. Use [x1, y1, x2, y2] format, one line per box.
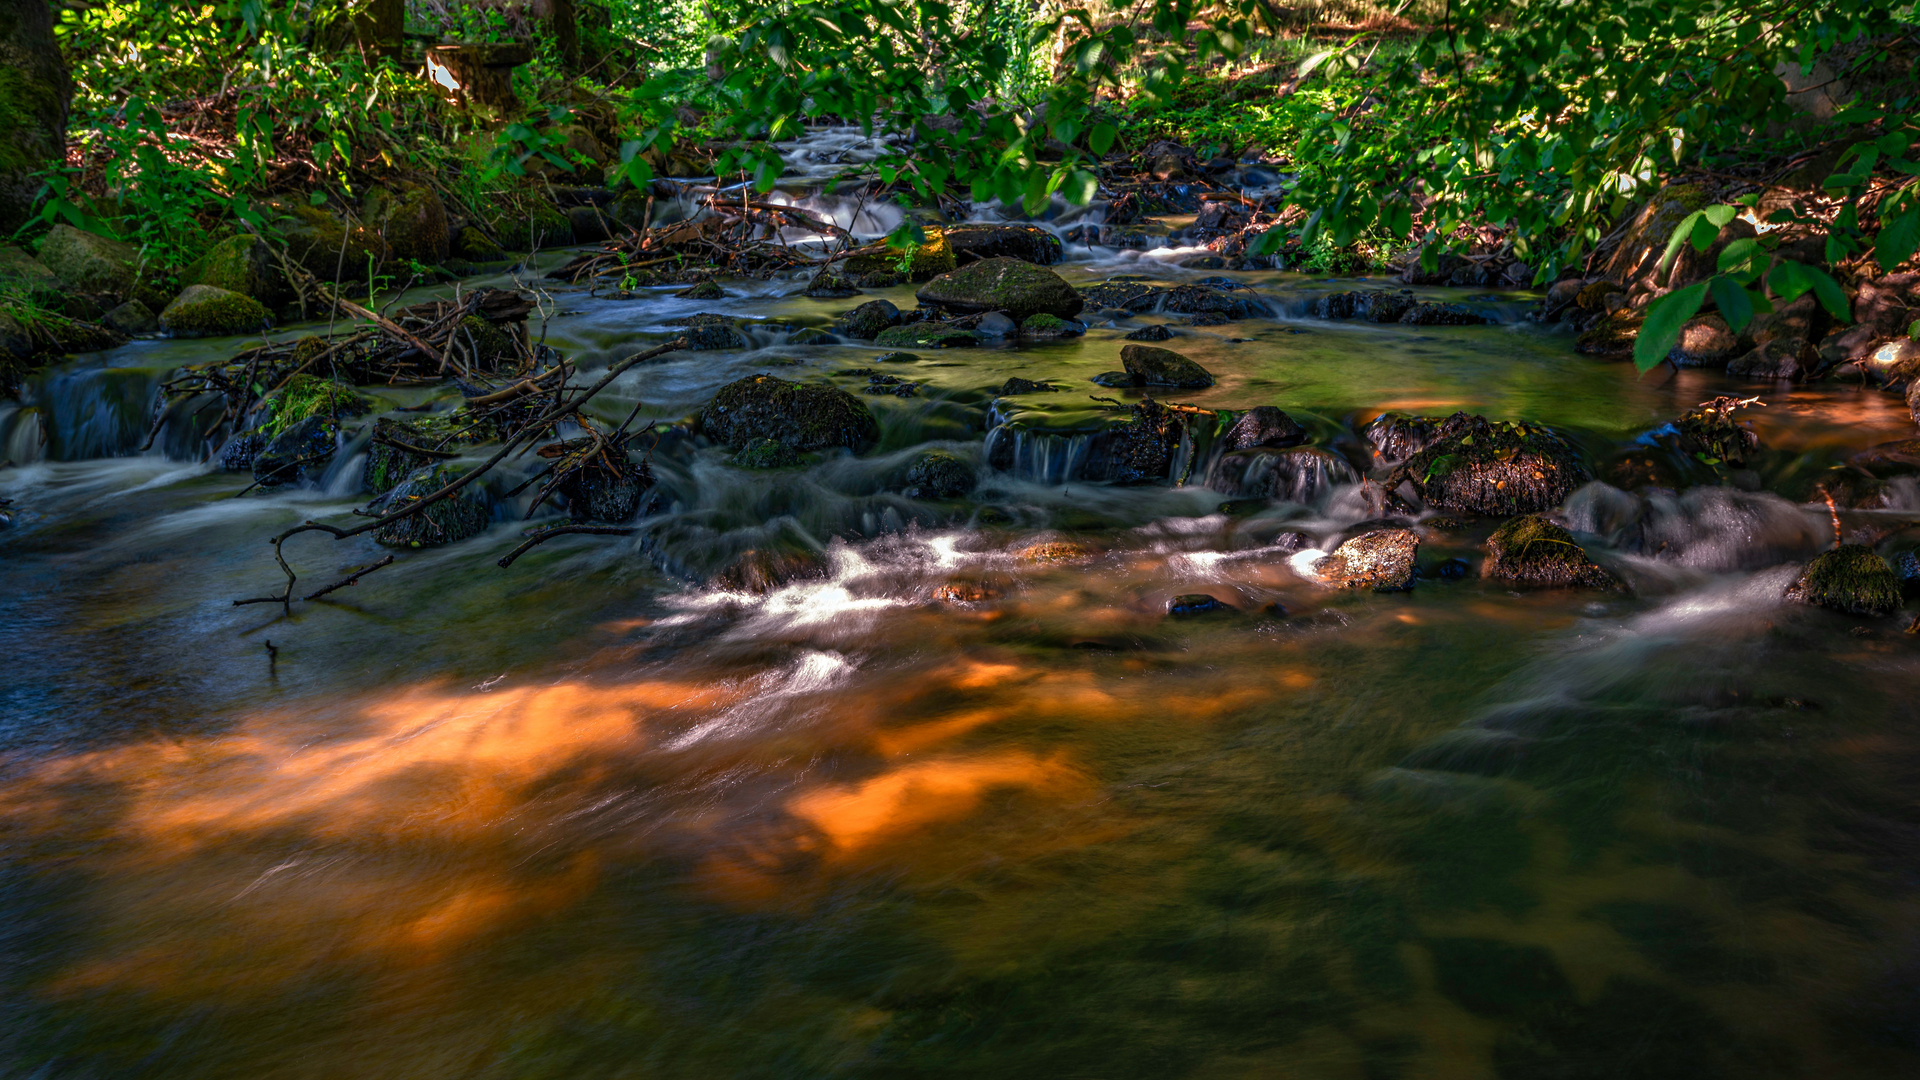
[788, 751, 1089, 859]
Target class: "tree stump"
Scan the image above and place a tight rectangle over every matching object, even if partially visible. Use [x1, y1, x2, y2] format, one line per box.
[425, 43, 533, 110]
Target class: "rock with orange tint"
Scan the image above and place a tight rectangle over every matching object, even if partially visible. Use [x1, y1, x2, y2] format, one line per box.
[1314, 528, 1418, 591]
[933, 577, 999, 602]
[1017, 539, 1095, 564]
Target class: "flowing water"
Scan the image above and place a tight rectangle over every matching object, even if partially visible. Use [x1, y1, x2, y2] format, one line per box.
[4, 215, 1920, 1078]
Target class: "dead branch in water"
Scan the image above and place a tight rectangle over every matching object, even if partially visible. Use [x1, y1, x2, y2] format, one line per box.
[497, 525, 637, 568]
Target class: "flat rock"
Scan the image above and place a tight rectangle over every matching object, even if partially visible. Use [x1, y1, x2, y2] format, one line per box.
[915, 257, 1084, 322]
[1315, 529, 1419, 591]
[1120, 343, 1214, 388]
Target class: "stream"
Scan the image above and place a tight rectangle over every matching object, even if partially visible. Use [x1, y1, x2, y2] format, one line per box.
[2, 186, 1919, 1077]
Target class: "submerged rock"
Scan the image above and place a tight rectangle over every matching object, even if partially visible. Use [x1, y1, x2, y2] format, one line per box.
[1221, 406, 1307, 450]
[1119, 343, 1214, 388]
[701, 373, 879, 452]
[715, 545, 829, 593]
[160, 284, 269, 338]
[998, 377, 1058, 395]
[1389, 412, 1590, 515]
[730, 437, 803, 469]
[915, 257, 1084, 322]
[1315, 529, 1419, 591]
[1167, 594, 1231, 616]
[874, 322, 979, 349]
[1106, 398, 1188, 484]
[675, 279, 727, 299]
[1786, 545, 1900, 616]
[1125, 324, 1175, 341]
[374, 465, 492, 548]
[901, 448, 976, 499]
[1483, 516, 1622, 590]
[835, 298, 901, 340]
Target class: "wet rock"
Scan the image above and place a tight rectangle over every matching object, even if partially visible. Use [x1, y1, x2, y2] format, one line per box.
[1574, 312, 1643, 358]
[804, 271, 861, 298]
[1206, 446, 1357, 503]
[716, 545, 828, 593]
[251, 414, 340, 487]
[933, 577, 999, 602]
[676, 279, 727, 299]
[915, 257, 1084, 322]
[1315, 529, 1419, 591]
[1675, 395, 1761, 466]
[1726, 337, 1806, 380]
[559, 454, 654, 523]
[835, 298, 900, 340]
[1106, 398, 1187, 484]
[874, 322, 979, 349]
[1120, 343, 1214, 388]
[365, 184, 450, 265]
[1313, 289, 1413, 322]
[1187, 311, 1230, 327]
[974, 311, 1017, 338]
[102, 300, 158, 336]
[1091, 371, 1139, 388]
[842, 226, 956, 282]
[452, 315, 518, 370]
[1167, 593, 1231, 616]
[1080, 281, 1156, 311]
[1159, 284, 1274, 319]
[1668, 314, 1742, 367]
[1018, 312, 1082, 340]
[1427, 557, 1472, 580]
[1125, 324, 1175, 342]
[876, 351, 919, 363]
[729, 437, 803, 469]
[1363, 413, 1447, 466]
[161, 284, 269, 338]
[1400, 302, 1493, 326]
[1484, 516, 1622, 589]
[1390, 412, 1590, 515]
[1018, 539, 1096, 564]
[998, 377, 1057, 394]
[701, 373, 879, 452]
[183, 234, 284, 309]
[36, 224, 140, 303]
[219, 432, 265, 471]
[683, 322, 747, 350]
[1786, 545, 1900, 616]
[787, 327, 833, 346]
[943, 223, 1063, 265]
[374, 465, 492, 548]
[1222, 406, 1307, 450]
[901, 448, 976, 498]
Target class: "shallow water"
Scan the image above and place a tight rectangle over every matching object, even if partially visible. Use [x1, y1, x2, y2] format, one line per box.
[3, 241, 1920, 1079]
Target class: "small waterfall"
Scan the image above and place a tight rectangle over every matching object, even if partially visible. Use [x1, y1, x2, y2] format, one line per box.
[1204, 447, 1360, 506]
[1560, 482, 1830, 571]
[983, 425, 1101, 485]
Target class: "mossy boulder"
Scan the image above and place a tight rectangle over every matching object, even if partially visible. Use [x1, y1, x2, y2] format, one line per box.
[843, 226, 958, 283]
[805, 271, 861, 298]
[1019, 312, 1082, 340]
[183, 234, 284, 307]
[450, 314, 519, 371]
[676, 279, 727, 299]
[901, 448, 976, 498]
[102, 300, 158, 336]
[874, 322, 979, 349]
[252, 414, 344, 487]
[1484, 516, 1622, 590]
[701, 373, 879, 452]
[266, 200, 390, 281]
[1119, 343, 1214, 388]
[1315, 529, 1419, 591]
[1389, 412, 1590, 515]
[491, 202, 574, 252]
[1786, 545, 1900, 616]
[365, 184, 450, 265]
[452, 225, 508, 262]
[915, 257, 1084, 321]
[374, 465, 493, 548]
[0, 245, 62, 306]
[729, 437, 804, 469]
[37, 224, 140, 302]
[159, 284, 269, 338]
[835, 298, 901, 340]
[363, 411, 492, 496]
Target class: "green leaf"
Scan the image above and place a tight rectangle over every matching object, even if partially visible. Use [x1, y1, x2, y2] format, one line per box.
[1877, 205, 1920, 272]
[1716, 237, 1760, 273]
[1634, 280, 1710, 372]
[1088, 122, 1116, 156]
[1709, 275, 1753, 331]
[1659, 210, 1704, 274]
[1061, 168, 1098, 206]
[1805, 267, 1851, 322]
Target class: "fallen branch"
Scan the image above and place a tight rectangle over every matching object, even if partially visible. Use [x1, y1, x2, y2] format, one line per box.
[497, 525, 636, 568]
[302, 554, 397, 600]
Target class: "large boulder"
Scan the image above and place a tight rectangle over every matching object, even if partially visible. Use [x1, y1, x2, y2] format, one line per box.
[1668, 314, 1742, 367]
[700, 374, 879, 452]
[1158, 284, 1274, 319]
[835, 298, 901, 340]
[915, 257, 1083, 321]
[1315, 529, 1419, 591]
[874, 322, 979, 349]
[1221, 406, 1306, 450]
[365, 184, 450, 265]
[942, 223, 1063, 266]
[1484, 516, 1622, 590]
[1313, 290, 1412, 322]
[0, 245, 62, 306]
[1117, 343, 1214, 389]
[160, 284, 269, 338]
[1786, 545, 1900, 616]
[1387, 412, 1590, 515]
[37, 224, 140, 303]
[184, 234, 284, 308]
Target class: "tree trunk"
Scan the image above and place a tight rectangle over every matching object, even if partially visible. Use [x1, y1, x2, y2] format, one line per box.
[543, 0, 580, 71]
[321, 0, 404, 59]
[0, 0, 72, 233]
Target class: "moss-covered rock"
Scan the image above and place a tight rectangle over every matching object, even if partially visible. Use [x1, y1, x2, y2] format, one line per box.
[183, 234, 283, 307]
[805, 271, 861, 298]
[729, 437, 804, 469]
[1484, 516, 1622, 590]
[915, 257, 1084, 321]
[701, 373, 879, 452]
[1391, 412, 1590, 515]
[683, 322, 747, 350]
[874, 322, 979, 349]
[0, 245, 62, 306]
[843, 226, 958, 283]
[1315, 529, 1419, 591]
[558, 452, 653, 523]
[491, 201, 574, 252]
[36, 224, 139, 302]
[251, 414, 341, 487]
[1018, 312, 1083, 340]
[901, 448, 976, 498]
[266, 199, 390, 281]
[1786, 545, 1900, 616]
[449, 314, 518, 371]
[1119, 343, 1214, 388]
[676, 279, 727, 299]
[365, 184, 450, 265]
[1674, 395, 1761, 466]
[451, 225, 508, 262]
[835, 298, 901, 340]
[714, 544, 829, 593]
[159, 284, 269, 338]
[363, 411, 492, 496]
[374, 465, 492, 548]
[1400, 301, 1493, 326]
[1082, 281, 1157, 311]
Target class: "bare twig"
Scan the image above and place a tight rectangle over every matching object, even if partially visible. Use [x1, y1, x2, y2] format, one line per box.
[498, 525, 636, 568]
[302, 554, 397, 601]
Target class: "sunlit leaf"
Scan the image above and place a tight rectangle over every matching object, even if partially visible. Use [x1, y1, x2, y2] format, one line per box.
[1634, 280, 1709, 372]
